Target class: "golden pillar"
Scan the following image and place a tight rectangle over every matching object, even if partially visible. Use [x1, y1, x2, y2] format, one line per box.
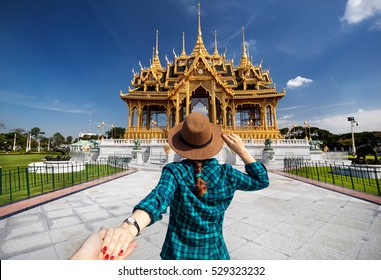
[186, 82, 190, 116]
[263, 104, 267, 129]
[211, 81, 216, 124]
[273, 107, 278, 129]
[137, 102, 142, 129]
[232, 101, 236, 129]
[222, 104, 227, 128]
[127, 104, 132, 128]
[175, 96, 180, 124]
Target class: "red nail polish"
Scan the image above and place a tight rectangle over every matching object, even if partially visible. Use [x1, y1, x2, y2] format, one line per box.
[102, 246, 107, 253]
[104, 254, 109, 260]
[110, 255, 115, 260]
[119, 250, 124, 256]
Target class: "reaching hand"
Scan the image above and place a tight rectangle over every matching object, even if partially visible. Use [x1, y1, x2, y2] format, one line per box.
[70, 228, 137, 260]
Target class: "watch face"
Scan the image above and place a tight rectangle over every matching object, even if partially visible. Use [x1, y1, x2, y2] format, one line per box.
[127, 217, 135, 223]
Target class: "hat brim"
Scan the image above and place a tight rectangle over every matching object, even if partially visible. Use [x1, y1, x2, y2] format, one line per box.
[168, 121, 223, 160]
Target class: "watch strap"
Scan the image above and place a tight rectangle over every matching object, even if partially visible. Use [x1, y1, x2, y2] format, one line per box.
[124, 217, 141, 236]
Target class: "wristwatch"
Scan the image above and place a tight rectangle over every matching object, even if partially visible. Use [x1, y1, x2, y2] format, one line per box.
[124, 217, 141, 236]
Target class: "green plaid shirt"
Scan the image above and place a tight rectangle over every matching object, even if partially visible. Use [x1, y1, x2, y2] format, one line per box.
[134, 159, 269, 260]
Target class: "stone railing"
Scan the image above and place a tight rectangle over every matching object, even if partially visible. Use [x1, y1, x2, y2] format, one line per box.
[101, 138, 309, 146]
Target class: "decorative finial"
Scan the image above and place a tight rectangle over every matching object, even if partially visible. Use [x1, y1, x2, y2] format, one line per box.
[214, 30, 219, 55]
[180, 32, 187, 57]
[198, 3, 202, 36]
[242, 26, 247, 58]
[155, 30, 159, 56]
[182, 32, 186, 53]
[173, 48, 178, 58]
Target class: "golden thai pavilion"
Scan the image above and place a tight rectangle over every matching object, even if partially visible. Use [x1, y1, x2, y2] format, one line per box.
[120, 5, 285, 141]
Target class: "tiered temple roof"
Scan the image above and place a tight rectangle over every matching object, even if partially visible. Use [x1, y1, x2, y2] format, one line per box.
[121, 4, 285, 140]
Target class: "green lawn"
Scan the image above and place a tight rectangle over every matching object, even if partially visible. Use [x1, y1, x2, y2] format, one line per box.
[286, 164, 381, 196]
[0, 153, 50, 169]
[0, 154, 127, 206]
[0, 163, 124, 205]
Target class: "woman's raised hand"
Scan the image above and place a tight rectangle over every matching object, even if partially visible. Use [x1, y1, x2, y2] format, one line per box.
[221, 133, 255, 164]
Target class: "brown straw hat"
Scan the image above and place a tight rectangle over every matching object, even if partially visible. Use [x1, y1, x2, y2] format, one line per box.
[168, 112, 223, 160]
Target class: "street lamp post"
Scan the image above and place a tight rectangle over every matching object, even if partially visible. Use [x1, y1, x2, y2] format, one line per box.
[347, 117, 358, 155]
[102, 121, 105, 140]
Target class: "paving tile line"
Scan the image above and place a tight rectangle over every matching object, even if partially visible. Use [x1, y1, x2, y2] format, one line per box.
[0, 169, 138, 219]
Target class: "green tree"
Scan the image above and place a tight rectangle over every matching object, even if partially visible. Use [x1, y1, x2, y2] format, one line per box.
[52, 132, 65, 146]
[30, 127, 41, 139]
[106, 127, 125, 139]
[279, 127, 289, 138]
[11, 128, 26, 134]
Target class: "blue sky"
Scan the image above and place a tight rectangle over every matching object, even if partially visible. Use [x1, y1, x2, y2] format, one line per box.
[1, 0, 380, 138]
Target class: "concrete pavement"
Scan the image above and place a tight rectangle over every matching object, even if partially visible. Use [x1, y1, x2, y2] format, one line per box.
[1, 165, 380, 260]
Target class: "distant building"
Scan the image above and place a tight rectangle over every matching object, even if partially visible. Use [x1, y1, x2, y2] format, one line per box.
[78, 132, 97, 138]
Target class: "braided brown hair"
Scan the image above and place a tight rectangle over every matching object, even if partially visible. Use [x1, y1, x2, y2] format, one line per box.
[194, 161, 207, 197]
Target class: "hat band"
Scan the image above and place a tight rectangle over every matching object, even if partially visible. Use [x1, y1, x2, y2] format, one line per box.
[178, 133, 213, 149]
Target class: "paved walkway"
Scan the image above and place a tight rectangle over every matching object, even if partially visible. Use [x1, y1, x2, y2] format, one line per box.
[0, 165, 380, 260]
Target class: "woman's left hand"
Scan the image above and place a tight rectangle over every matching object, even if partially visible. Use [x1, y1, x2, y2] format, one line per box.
[101, 224, 137, 260]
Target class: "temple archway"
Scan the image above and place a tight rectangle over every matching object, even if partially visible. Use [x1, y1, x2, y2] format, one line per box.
[191, 85, 209, 118]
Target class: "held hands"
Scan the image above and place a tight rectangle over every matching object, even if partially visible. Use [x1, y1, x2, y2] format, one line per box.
[101, 223, 137, 260]
[70, 228, 137, 260]
[221, 133, 255, 164]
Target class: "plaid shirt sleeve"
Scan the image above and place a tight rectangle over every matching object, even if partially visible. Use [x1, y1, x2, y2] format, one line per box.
[133, 166, 177, 225]
[230, 162, 269, 191]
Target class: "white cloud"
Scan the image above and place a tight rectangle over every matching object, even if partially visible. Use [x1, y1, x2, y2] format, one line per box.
[0, 90, 93, 114]
[279, 114, 294, 120]
[277, 105, 307, 112]
[370, 18, 381, 30]
[341, 0, 381, 24]
[277, 108, 381, 134]
[286, 76, 313, 89]
[310, 108, 381, 134]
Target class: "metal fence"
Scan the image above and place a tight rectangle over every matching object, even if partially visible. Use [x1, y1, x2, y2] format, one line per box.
[0, 158, 130, 205]
[283, 157, 381, 196]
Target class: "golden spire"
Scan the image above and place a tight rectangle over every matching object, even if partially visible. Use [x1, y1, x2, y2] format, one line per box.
[213, 30, 219, 56]
[242, 26, 247, 58]
[151, 30, 163, 71]
[180, 32, 187, 58]
[198, 3, 202, 37]
[155, 29, 159, 56]
[239, 26, 249, 68]
[190, 3, 210, 57]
